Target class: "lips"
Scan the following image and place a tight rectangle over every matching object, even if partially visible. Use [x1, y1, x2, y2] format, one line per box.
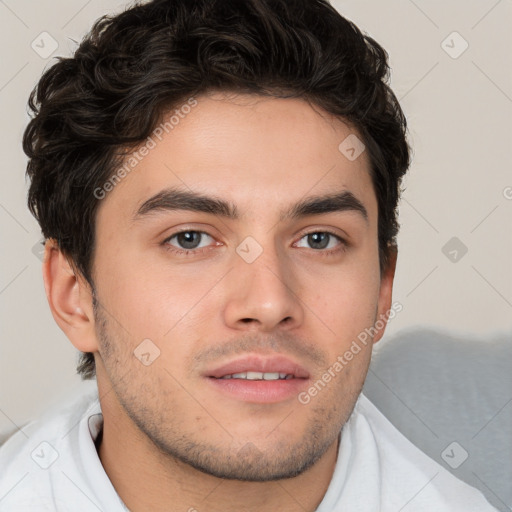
[204, 355, 310, 403]
[217, 371, 294, 380]
[205, 355, 310, 380]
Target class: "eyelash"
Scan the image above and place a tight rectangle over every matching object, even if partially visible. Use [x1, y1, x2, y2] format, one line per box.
[161, 229, 347, 258]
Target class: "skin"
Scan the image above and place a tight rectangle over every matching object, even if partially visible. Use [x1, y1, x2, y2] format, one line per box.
[43, 92, 396, 512]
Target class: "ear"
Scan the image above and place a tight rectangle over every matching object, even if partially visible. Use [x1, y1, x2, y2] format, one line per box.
[372, 246, 398, 344]
[42, 239, 99, 353]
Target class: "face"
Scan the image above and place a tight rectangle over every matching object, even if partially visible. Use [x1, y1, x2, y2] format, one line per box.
[88, 92, 393, 481]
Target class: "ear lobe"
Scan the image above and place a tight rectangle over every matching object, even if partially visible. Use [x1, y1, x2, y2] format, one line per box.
[372, 247, 398, 344]
[42, 239, 99, 353]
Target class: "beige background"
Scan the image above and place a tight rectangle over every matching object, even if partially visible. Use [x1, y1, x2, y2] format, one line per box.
[0, 0, 511, 438]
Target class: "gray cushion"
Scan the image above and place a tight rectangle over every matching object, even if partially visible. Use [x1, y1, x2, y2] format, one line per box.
[364, 328, 512, 512]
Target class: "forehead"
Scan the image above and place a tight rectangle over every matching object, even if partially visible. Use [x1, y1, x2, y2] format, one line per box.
[97, 93, 376, 222]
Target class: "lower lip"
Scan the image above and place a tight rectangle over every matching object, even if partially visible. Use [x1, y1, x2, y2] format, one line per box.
[206, 377, 309, 403]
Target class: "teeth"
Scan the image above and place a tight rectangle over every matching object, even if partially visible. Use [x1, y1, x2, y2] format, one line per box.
[219, 372, 293, 380]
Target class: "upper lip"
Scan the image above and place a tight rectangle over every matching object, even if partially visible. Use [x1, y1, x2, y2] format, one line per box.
[205, 355, 310, 379]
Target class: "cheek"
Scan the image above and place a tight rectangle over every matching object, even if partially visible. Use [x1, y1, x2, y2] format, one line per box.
[304, 261, 381, 344]
[95, 245, 213, 337]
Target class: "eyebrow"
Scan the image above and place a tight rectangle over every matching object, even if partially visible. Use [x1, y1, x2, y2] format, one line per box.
[133, 187, 368, 223]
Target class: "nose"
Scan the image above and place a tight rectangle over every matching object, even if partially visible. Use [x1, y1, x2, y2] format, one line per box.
[223, 242, 304, 332]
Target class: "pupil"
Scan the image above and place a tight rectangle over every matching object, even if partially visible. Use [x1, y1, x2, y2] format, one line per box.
[178, 231, 200, 249]
[309, 232, 329, 249]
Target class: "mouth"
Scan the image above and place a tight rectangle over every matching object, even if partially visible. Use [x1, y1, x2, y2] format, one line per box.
[214, 371, 296, 380]
[204, 355, 310, 403]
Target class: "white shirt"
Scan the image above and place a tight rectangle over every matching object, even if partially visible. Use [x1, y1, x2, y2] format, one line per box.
[0, 389, 498, 511]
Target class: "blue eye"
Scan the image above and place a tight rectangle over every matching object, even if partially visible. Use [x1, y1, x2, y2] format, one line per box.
[295, 231, 345, 251]
[164, 230, 215, 253]
[162, 229, 347, 258]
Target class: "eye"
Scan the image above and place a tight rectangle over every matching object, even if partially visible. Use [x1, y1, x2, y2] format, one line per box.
[163, 230, 215, 253]
[161, 229, 346, 257]
[295, 231, 345, 252]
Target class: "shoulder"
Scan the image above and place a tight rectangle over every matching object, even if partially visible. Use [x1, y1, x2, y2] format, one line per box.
[355, 394, 499, 511]
[0, 390, 101, 511]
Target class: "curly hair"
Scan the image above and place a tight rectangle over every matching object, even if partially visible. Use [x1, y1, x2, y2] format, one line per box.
[23, 0, 411, 380]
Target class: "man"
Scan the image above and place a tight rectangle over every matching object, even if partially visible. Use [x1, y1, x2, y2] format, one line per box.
[0, 0, 498, 510]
